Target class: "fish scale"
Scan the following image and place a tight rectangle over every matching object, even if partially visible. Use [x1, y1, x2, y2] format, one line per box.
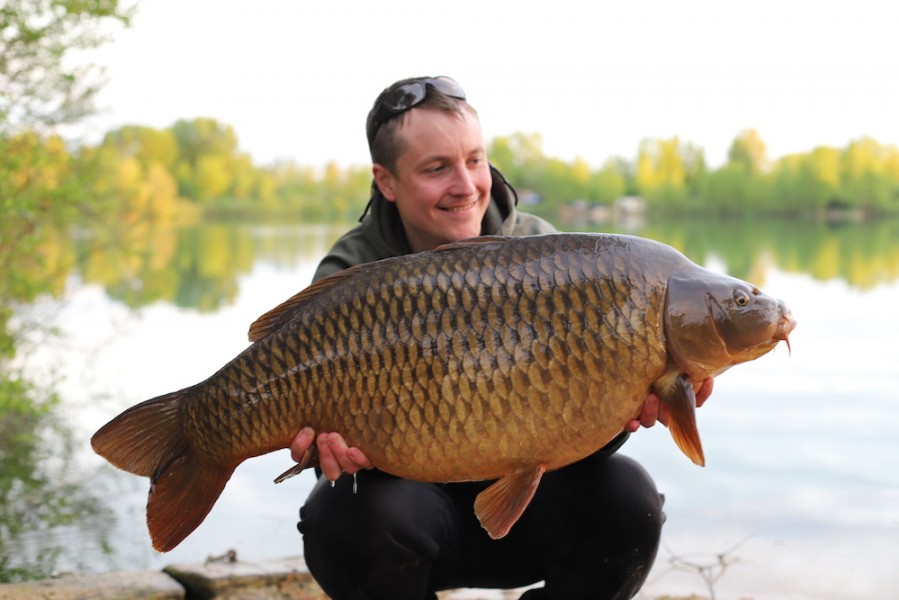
[91, 232, 795, 551]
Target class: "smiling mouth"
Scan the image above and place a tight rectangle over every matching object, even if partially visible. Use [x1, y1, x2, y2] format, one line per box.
[440, 202, 476, 213]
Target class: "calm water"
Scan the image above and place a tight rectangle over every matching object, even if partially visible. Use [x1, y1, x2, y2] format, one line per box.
[8, 219, 899, 599]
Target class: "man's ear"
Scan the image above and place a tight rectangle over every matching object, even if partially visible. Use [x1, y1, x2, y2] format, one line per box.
[373, 164, 398, 202]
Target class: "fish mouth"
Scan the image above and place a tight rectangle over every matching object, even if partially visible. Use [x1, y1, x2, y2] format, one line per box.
[775, 312, 797, 354]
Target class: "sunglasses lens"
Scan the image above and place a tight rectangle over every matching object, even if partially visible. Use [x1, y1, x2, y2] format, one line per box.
[384, 82, 428, 112]
[383, 77, 466, 113]
[428, 77, 466, 100]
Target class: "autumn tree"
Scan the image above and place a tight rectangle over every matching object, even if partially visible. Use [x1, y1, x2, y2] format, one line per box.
[728, 128, 768, 174]
[102, 125, 179, 169]
[1, 0, 134, 327]
[839, 137, 893, 213]
[772, 146, 841, 214]
[635, 137, 706, 209]
[703, 130, 773, 214]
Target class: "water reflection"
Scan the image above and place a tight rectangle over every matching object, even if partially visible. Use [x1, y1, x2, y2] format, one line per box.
[71, 222, 346, 311]
[63, 217, 899, 314]
[0, 380, 110, 581]
[586, 216, 899, 290]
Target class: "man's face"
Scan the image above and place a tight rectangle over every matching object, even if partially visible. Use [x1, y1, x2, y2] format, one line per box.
[373, 107, 492, 253]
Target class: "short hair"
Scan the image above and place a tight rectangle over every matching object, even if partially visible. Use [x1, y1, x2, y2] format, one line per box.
[366, 79, 478, 174]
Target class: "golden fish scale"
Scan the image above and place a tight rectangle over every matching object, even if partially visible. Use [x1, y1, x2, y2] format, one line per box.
[185, 235, 674, 480]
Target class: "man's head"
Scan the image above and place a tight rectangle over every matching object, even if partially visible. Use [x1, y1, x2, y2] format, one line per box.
[367, 76, 469, 171]
[367, 76, 493, 253]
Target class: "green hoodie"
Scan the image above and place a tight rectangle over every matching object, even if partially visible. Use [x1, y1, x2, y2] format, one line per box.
[312, 165, 556, 282]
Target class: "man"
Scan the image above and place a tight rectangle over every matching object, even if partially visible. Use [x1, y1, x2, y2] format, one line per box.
[290, 76, 713, 600]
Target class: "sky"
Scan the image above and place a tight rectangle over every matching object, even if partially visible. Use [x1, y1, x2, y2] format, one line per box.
[77, 0, 899, 169]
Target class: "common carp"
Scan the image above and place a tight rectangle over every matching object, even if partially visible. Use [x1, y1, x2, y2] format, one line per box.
[91, 233, 795, 552]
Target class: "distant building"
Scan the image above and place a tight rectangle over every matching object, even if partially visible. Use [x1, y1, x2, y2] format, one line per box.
[613, 196, 646, 215]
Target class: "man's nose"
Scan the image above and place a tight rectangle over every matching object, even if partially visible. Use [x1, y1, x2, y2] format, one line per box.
[450, 165, 477, 196]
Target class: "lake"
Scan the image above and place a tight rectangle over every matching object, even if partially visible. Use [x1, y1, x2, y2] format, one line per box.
[7, 218, 899, 599]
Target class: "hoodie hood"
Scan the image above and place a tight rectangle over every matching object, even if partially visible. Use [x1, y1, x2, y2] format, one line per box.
[311, 164, 553, 283]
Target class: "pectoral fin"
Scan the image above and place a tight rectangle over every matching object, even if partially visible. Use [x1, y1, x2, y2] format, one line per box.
[653, 371, 705, 467]
[273, 443, 320, 484]
[473, 465, 546, 539]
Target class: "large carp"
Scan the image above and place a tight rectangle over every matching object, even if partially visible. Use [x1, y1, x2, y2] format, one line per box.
[92, 233, 795, 552]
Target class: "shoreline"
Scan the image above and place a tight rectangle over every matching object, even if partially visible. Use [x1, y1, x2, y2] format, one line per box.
[0, 556, 543, 600]
[0, 556, 706, 600]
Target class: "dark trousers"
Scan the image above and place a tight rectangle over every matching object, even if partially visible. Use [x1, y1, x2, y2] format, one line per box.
[298, 452, 664, 600]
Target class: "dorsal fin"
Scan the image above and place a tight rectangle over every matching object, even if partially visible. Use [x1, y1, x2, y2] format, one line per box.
[247, 267, 362, 342]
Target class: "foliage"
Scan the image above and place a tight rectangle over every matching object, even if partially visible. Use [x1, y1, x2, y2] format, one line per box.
[0, 132, 80, 359]
[635, 137, 707, 210]
[728, 128, 768, 173]
[0, 0, 132, 581]
[486, 129, 899, 218]
[0, 0, 133, 134]
[0, 374, 110, 582]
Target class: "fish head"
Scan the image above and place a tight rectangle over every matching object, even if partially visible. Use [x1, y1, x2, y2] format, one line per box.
[664, 269, 796, 380]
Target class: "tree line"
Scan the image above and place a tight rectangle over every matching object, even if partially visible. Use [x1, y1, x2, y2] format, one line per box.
[491, 129, 899, 218]
[4, 120, 899, 231]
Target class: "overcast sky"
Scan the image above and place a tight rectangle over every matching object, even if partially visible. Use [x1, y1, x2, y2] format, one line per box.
[79, 0, 899, 169]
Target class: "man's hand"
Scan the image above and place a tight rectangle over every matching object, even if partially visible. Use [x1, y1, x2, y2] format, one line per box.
[625, 378, 714, 433]
[290, 427, 373, 482]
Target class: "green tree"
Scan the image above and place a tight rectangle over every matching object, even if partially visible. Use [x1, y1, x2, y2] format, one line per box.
[773, 147, 841, 214]
[635, 137, 705, 209]
[588, 159, 628, 204]
[0, 0, 132, 133]
[702, 163, 750, 214]
[701, 130, 773, 214]
[488, 132, 546, 192]
[170, 117, 240, 200]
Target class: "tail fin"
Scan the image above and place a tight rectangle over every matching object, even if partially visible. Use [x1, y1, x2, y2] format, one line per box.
[91, 389, 235, 552]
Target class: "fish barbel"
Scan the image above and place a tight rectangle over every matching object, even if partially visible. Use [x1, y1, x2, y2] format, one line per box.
[91, 233, 796, 552]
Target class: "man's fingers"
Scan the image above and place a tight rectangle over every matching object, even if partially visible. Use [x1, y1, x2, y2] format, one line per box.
[640, 394, 660, 428]
[346, 447, 373, 470]
[317, 433, 344, 481]
[695, 378, 714, 407]
[290, 426, 315, 463]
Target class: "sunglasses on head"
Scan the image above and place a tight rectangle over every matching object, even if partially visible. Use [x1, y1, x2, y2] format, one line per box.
[369, 76, 467, 146]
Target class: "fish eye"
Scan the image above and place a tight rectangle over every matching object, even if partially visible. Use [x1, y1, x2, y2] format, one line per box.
[734, 290, 750, 306]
